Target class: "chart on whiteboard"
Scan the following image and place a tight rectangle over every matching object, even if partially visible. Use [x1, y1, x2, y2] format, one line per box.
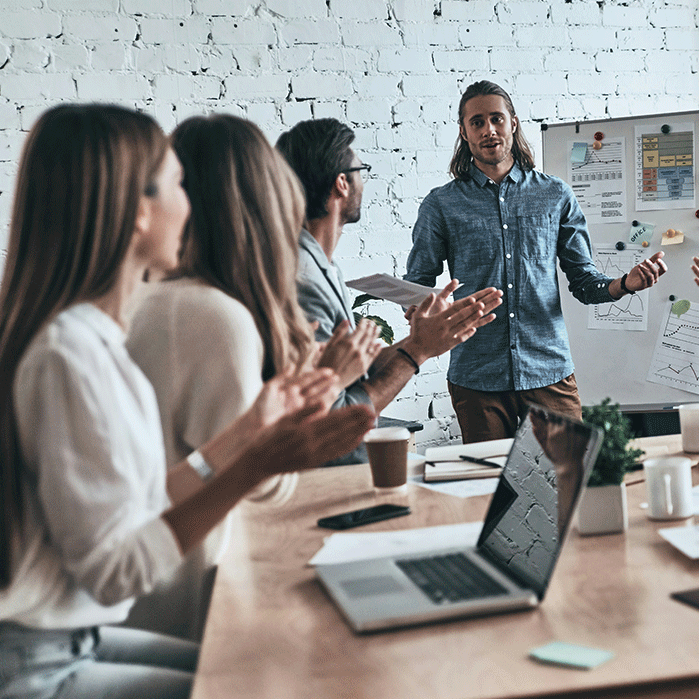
[588, 245, 648, 330]
[635, 121, 695, 211]
[647, 300, 699, 396]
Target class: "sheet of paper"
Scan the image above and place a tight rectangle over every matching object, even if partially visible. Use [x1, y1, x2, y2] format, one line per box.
[568, 138, 627, 226]
[410, 473, 499, 498]
[635, 122, 695, 212]
[647, 299, 699, 395]
[309, 521, 482, 566]
[345, 273, 453, 307]
[658, 524, 699, 559]
[587, 244, 648, 331]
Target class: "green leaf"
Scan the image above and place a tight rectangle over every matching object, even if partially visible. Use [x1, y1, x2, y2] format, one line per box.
[352, 293, 380, 309]
[582, 397, 643, 486]
[364, 314, 394, 345]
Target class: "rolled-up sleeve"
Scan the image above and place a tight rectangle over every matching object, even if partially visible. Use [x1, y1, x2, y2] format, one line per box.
[557, 183, 615, 306]
[16, 343, 182, 608]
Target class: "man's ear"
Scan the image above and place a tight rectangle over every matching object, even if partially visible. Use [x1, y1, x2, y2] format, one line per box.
[458, 122, 468, 143]
[333, 171, 351, 199]
[512, 115, 518, 134]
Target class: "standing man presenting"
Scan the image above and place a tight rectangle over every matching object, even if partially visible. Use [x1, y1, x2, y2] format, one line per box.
[277, 118, 503, 463]
[405, 80, 667, 444]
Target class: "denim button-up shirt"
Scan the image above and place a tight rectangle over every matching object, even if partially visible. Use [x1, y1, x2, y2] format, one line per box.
[405, 162, 615, 392]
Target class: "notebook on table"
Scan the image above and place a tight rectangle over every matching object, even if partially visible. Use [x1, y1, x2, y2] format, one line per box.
[316, 405, 602, 633]
[423, 437, 513, 481]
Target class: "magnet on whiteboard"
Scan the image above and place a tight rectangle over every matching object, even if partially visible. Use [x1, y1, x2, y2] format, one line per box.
[615, 241, 626, 250]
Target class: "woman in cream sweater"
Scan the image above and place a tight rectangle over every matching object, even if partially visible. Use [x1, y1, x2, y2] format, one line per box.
[125, 114, 381, 640]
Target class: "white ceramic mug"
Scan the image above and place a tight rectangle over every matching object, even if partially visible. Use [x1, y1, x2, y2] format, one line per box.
[678, 404, 699, 453]
[643, 456, 694, 520]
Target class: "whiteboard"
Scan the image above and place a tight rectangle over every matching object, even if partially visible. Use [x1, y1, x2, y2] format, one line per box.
[541, 111, 699, 410]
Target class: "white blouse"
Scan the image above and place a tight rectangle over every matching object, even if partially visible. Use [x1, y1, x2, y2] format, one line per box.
[1, 303, 183, 629]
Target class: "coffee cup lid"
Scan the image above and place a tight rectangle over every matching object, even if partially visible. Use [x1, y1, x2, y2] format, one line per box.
[364, 426, 410, 442]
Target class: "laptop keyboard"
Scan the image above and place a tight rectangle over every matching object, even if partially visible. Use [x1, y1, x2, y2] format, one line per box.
[396, 553, 508, 604]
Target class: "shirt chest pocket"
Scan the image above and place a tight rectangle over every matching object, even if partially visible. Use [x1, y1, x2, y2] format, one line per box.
[516, 213, 557, 261]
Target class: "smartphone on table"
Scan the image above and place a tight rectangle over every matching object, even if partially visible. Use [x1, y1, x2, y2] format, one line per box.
[317, 503, 411, 530]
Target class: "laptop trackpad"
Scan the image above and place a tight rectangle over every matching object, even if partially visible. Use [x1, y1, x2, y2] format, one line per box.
[340, 575, 405, 598]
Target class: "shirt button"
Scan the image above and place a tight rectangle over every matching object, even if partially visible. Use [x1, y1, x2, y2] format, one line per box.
[509, 312, 514, 318]
[511, 344, 516, 349]
[506, 253, 511, 259]
[500, 197, 505, 202]
[503, 224, 508, 230]
[508, 283, 513, 289]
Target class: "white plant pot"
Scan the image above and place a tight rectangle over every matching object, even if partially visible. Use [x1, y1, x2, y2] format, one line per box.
[576, 482, 628, 535]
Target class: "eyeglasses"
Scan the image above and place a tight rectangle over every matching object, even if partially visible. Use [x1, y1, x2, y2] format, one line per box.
[343, 164, 372, 177]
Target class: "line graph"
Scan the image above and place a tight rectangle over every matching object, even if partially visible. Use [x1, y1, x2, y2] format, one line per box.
[588, 245, 647, 330]
[648, 301, 699, 395]
[571, 141, 624, 181]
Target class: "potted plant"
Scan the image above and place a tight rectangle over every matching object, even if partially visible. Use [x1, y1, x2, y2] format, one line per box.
[576, 398, 644, 535]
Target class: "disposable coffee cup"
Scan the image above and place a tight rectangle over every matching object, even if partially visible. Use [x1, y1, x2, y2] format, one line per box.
[364, 426, 410, 492]
[643, 456, 694, 520]
[679, 404, 699, 453]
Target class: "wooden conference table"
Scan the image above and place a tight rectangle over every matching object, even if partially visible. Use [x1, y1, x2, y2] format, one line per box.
[192, 434, 699, 699]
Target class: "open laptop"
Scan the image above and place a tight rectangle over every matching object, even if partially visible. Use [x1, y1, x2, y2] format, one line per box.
[316, 404, 602, 633]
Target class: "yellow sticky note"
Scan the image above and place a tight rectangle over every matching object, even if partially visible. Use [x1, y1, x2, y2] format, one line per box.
[662, 229, 684, 246]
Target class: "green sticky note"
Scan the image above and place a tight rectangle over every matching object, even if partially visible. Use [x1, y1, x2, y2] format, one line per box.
[571, 142, 588, 164]
[529, 641, 614, 669]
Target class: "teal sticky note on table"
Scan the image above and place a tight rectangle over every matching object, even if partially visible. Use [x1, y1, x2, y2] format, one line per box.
[529, 641, 614, 669]
[571, 142, 588, 164]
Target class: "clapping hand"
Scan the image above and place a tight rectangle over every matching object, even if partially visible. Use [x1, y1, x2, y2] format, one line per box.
[249, 367, 339, 429]
[315, 318, 383, 389]
[402, 285, 503, 364]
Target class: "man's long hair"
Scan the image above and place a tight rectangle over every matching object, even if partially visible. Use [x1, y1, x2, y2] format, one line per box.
[449, 80, 535, 181]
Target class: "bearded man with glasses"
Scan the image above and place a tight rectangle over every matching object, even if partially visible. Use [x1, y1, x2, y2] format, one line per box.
[277, 118, 502, 464]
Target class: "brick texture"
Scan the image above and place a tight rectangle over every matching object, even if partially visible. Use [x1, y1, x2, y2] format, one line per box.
[1, 0, 697, 450]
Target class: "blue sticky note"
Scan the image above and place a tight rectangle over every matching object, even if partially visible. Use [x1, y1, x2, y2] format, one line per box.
[571, 142, 588, 164]
[529, 641, 614, 669]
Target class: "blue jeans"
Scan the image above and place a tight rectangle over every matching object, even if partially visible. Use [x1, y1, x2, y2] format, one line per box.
[0, 624, 197, 699]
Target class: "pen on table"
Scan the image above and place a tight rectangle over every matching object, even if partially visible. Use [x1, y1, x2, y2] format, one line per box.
[459, 454, 502, 469]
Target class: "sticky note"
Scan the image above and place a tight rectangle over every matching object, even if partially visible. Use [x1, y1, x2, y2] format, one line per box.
[629, 221, 654, 246]
[529, 641, 614, 669]
[571, 142, 588, 164]
[662, 228, 684, 246]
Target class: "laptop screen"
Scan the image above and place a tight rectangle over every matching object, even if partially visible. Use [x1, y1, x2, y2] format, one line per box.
[477, 405, 601, 599]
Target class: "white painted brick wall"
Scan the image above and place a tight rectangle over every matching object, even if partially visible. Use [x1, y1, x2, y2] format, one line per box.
[1, 0, 698, 452]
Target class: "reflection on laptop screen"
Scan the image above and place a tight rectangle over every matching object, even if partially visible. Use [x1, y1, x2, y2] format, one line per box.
[477, 406, 596, 598]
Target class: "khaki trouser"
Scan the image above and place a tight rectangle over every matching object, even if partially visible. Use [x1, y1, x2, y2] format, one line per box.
[448, 373, 582, 444]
